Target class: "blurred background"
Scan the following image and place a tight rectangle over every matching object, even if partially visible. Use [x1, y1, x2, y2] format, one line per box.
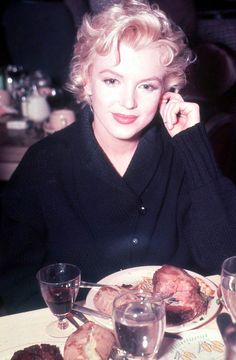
[0, 0, 235, 193]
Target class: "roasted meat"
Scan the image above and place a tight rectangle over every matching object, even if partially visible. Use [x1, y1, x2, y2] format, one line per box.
[10, 344, 63, 360]
[153, 265, 208, 325]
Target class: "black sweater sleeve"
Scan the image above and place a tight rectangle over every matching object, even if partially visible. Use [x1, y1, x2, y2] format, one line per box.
[173, 123, 236, 275]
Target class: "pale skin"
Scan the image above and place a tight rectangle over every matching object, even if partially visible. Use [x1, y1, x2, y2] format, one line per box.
[86, 43, 200, 175]
[159, 92, 200, 138]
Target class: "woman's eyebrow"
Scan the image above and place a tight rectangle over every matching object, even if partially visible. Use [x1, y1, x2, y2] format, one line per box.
[99, 69, 162, 83]
[99, 69, 122, 77]
[139, 76, 162, 83]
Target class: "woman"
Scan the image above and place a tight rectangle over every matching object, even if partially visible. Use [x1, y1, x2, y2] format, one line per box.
[1, 0, 236, 314]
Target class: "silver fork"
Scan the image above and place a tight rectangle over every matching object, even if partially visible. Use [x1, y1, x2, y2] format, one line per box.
[80, 280, 121, 289]
[66, 313, 81, 329]
[66, 308, 90, 329]
[71, 309, 90, 324]
[72, 304, 111, 320]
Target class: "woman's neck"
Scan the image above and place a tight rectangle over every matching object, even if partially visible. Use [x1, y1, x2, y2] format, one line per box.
[92, 123, 139, 176]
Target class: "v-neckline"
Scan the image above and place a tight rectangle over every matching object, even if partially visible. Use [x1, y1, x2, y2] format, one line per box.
[71, 108, 165, 198]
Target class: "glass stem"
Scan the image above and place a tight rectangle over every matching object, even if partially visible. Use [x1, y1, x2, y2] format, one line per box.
[57, 317, 69, 330]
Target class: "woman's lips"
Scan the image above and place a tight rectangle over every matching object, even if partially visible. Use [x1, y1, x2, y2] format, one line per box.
[112, 113, 138, 124]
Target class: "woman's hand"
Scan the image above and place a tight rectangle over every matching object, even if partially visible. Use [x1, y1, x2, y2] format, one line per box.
[159, 92, 200, 137]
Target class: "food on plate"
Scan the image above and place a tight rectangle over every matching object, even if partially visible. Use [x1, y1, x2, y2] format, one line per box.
[10, 343, 63, 360]
[93, 286, 130, 316]
[195, 276, 215, 297]
[93, 265, 215, 326]
[153, 265, 209, 325]
[64, 321, 116, 360]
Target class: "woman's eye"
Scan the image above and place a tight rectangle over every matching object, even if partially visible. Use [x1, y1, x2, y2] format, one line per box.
[140, 83, 156, 91]
[103, 78, 118, 86]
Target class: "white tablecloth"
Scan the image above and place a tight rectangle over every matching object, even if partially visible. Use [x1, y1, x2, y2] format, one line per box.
[0, 275, 223, 359]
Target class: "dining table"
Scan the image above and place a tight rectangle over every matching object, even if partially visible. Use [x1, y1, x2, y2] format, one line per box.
[0, 100, 78, 181]
[0, 274, 228, 359]
[0, 116, 45, 181]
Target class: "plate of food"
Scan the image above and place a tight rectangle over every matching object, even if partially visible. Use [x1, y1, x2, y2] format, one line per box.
[85, 265, 221, 333]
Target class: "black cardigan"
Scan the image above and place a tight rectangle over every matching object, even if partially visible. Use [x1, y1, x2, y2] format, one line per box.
[1, 107, 236, 313]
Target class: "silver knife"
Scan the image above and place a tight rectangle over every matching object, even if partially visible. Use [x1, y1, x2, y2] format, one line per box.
[71, 309, 89, 324]
[66, 313, 81, 328]
[72, 304, 111, 320]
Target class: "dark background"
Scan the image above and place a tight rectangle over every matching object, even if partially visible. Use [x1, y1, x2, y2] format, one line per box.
[0, 0, 236, 69]
[0, 0, 235, 183]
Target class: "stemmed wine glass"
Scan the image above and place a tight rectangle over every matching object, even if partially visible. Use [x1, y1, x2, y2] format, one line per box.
[36, 263, 81, 338]
[221, 256, 236, 321]
[112, 290, 166, 359]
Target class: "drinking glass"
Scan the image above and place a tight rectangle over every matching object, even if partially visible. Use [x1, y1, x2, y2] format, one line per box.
[36, 263, 81, 337]
[221, 256, 236, 321]
[112, 290, 166, 360]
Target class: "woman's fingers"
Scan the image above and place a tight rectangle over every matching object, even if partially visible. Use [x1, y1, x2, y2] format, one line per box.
[159, 92, 200, 136]
[160, 92, 184, 130]
[164, 100, 182, 130]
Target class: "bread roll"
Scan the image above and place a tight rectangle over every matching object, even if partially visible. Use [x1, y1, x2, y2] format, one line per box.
[64, 321, 116, 360]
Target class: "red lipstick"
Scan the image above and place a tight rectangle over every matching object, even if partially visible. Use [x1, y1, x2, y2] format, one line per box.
[112, 113, 138, 125]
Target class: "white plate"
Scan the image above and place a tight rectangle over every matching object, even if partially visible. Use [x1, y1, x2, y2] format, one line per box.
[0, 340, 65, 360]
[158, 329, 224, 359]
[85, 266, 221, 333]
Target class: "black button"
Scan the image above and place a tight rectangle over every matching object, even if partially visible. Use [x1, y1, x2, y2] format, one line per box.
[132, 238, 139, 245]
[138, 205, 147, 215]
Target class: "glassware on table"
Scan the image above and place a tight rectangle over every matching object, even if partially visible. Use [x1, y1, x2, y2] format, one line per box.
[36, 263, 81, 338]
[217, 313, 236, 360]
[112, 290, 166, 360]
[5, 65, 24, 95]
[221, 256, 236, 321]
[5, 65, 26, 109]
[26, 85, 50, 123]
[43, 109, 75, 134]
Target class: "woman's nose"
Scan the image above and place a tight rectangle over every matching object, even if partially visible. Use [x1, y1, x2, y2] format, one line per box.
[120, 87, 137, 109]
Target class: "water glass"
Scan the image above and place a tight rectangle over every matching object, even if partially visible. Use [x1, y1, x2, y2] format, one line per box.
[221, 256, 236, 321]
[112, 290, 166, 360]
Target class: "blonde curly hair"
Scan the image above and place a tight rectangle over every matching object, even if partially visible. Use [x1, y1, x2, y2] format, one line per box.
[67, 0, 194, 105]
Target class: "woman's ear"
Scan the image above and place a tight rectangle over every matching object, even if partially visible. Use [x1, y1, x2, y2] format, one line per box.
[84, 69, 92, 96]
[84, 81, 93, 109]
[85, 83, 92, 96]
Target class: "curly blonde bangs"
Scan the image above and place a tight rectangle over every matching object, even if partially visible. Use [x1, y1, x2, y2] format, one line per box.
[67, 0, 194, 105]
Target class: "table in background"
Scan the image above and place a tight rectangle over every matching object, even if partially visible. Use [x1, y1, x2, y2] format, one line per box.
[0, 120, 44, 181]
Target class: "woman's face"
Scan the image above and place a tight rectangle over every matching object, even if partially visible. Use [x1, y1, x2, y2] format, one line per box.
[86, 43, 166, 144]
